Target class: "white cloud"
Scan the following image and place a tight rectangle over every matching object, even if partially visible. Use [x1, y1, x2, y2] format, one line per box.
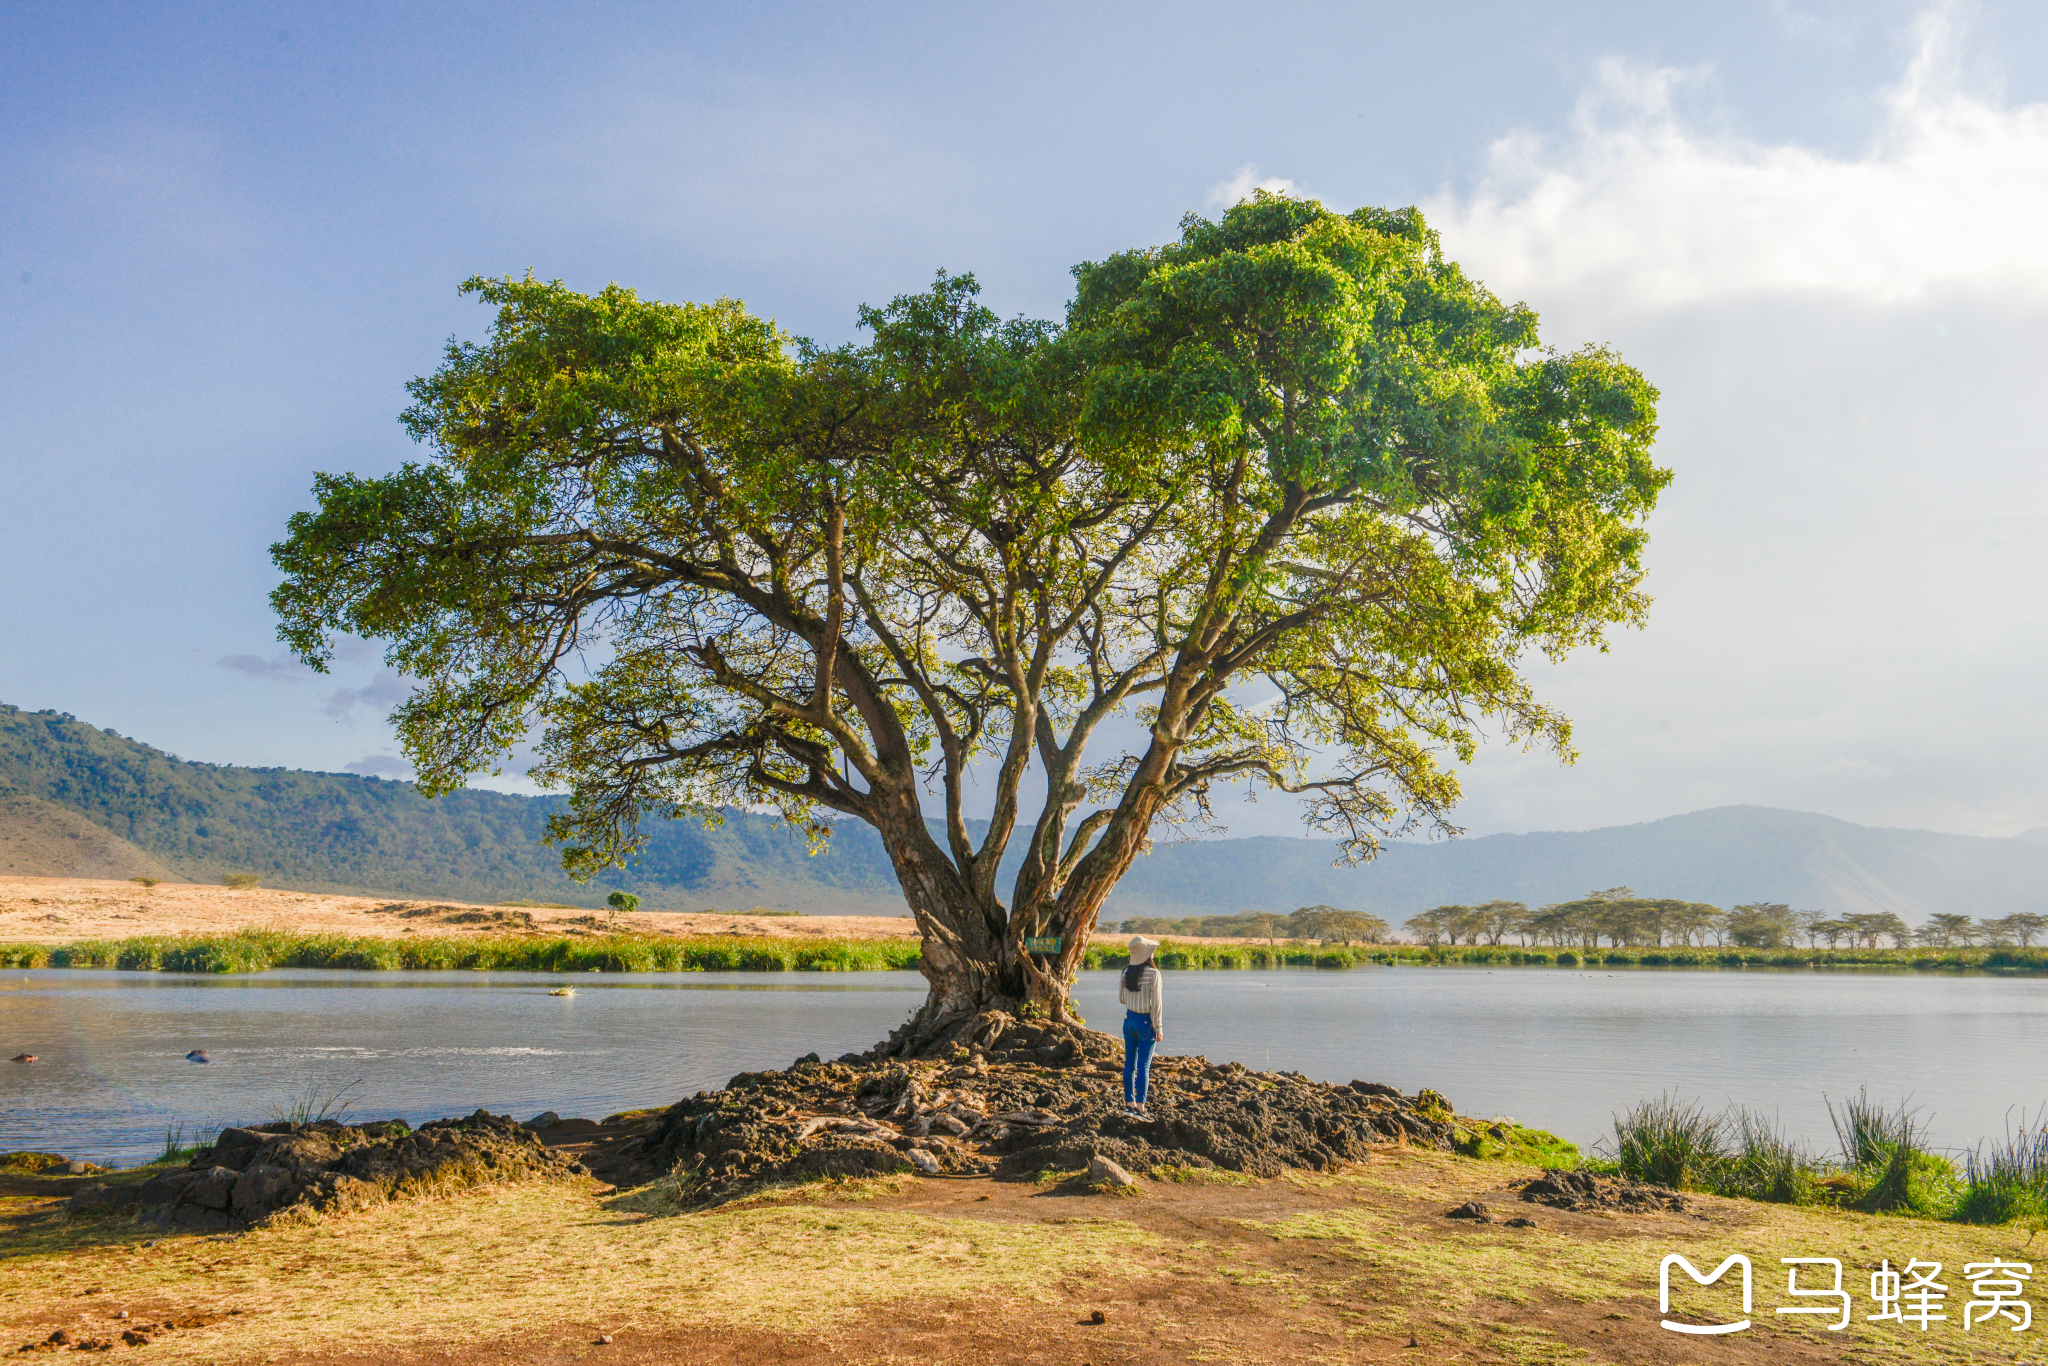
[323, 669, 411, 722]
[1428, 5, 2048, 308]
[1207, 164, 1305, 209]
[217, 652, 312, 681]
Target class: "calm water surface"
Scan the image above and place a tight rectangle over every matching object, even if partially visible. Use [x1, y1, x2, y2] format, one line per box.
[4, 965, 2043, 1164]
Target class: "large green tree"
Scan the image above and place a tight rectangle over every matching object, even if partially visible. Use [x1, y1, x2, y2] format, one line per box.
[272, 195, 1667, 1053]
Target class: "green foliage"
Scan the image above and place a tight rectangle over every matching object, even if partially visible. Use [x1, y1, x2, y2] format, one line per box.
[0, 929, 922, 974]
[267, 194, 1666, 1004]
[1117, 905, 1387, 942]
[1827, 1089, 1958, 1215]
[1073, 938, 2048, 973]
[1719, 1107, 1820, 1205]
[269, 1077, 364, 1126]
[154, 1124, 201, 1167]
[1454, 1122, 1581, 1168]
[0, 1151, 67, 1174]
[606, 891, 640, 913]
[221, 873, 261, 890]
[1606, 1092, 1726, 1190]
[1956, 1111, 2048, 1227]
[129, 877, 159, 888]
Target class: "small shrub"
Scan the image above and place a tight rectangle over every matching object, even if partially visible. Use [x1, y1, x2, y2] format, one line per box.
[1718, 1107, 1817, 1204]
[153, 1123, 202, 1166]
[1828, 1087, 1901, 1169]
[1606, 1092, 1725, 1189]
[270, 1077, 364, 1127]
[221, 873, 261, 890]
[1956, 1108, 2048, 1227]
[1828, 1089, 1956, 1215]
[130, 877, 160, 888]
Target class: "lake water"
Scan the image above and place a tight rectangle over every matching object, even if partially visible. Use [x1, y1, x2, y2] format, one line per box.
[5, 965, 2045, 1166]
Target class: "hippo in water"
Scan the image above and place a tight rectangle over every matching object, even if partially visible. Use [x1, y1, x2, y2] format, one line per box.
[185, 1049, 211, 1063]
[10, 1053, 34, 1063]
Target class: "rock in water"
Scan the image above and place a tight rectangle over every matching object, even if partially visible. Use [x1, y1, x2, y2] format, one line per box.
[10, 1053, 35, 1063]
[186, 1050, 212, 1063]
[1087, 1154, 1137, 1188]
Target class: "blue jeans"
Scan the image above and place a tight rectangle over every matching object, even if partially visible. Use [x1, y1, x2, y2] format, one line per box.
[1122, 1010, 1157, 1105]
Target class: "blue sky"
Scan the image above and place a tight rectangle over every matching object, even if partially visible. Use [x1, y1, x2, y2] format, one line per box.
[4, 1, 2046, 840]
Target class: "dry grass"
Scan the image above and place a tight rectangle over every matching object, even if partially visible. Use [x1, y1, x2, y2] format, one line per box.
[8, 1148, 2044, 1363]
[0, 1178, 1155, 1362]
[0, 875, 918, 947]
[1256, 1157, 2046, 1363]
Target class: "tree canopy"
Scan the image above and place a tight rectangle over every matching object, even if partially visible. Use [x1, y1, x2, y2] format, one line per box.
[271, 194, 1668, 1051]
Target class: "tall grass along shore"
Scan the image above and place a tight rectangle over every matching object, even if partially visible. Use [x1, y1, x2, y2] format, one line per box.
[5, 929, 2048, 974]
[1600, 1088, 2048, 1231]
[0, 927, 920, 974]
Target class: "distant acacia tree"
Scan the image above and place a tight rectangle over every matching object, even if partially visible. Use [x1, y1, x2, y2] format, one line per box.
[1404, 905, 1466, 947]
[1290, 905, 1386, 944]
[1724, 902, 1798, 949]
[1982, 912, 2048, 947]
[1918, 913, 1977, 948]
[1471, 899, 1527, 946]
[271, 197, 1665, 1053]
[1811, 918, 1852, 948]
[1842, 912, 1912, 948]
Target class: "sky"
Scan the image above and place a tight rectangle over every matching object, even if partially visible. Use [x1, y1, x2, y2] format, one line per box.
[3, 0, 2045, 842]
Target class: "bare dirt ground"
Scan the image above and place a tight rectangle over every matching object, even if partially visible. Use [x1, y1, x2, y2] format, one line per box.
[0, 876, 918, 945]
[4, 1128, 2034, 1366]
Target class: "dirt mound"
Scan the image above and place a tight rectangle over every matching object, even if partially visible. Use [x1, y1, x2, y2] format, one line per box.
[1516, 1167, 1687, 1213]
[66, 1110, 586, 1231]
[639, 1014, 1463, 1204]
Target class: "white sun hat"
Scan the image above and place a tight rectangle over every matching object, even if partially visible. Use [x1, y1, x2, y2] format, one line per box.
[1127, 936, 1157, 964]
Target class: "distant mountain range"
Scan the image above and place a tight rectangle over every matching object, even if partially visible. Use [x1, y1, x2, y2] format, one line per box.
[4, 701, 2044, 922]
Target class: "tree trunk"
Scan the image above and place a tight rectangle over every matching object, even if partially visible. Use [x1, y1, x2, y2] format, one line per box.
[863, 800, 1109, 1058]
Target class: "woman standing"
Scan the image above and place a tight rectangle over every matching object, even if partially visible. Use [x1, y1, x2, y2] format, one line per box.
[1119, 936, 1164, 1116]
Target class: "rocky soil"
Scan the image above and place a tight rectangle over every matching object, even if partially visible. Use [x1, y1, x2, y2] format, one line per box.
[639, 1013, 1468, 1203]
[65, 1111, 586, 1231]
[1515, 1165, 1689, 1212]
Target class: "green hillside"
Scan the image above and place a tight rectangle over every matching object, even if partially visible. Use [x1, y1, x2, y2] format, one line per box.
[9, 702, 2045, 921]
[0, 704, 903, 908]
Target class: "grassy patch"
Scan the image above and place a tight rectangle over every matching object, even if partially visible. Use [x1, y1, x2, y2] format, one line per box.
[1151, 1164, 1254, 1186]
[0, 928, 922, 973]
[1282, 1159, 2047, 1363]
[1454, 1124, 1581, 1168]
[0, 1179, 1157, 1361]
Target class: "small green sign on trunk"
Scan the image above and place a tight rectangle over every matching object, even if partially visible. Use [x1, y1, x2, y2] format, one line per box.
[1023, 936, 1062, 955]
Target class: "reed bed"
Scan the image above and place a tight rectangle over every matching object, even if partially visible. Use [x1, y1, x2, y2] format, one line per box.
[1594, 1087, 2029, 1224]
[0, 928, 923, 974]
[9, 931, 2047, 975]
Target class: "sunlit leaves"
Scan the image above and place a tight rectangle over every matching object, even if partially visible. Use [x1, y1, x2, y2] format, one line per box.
[270, 194, 1668, 947]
